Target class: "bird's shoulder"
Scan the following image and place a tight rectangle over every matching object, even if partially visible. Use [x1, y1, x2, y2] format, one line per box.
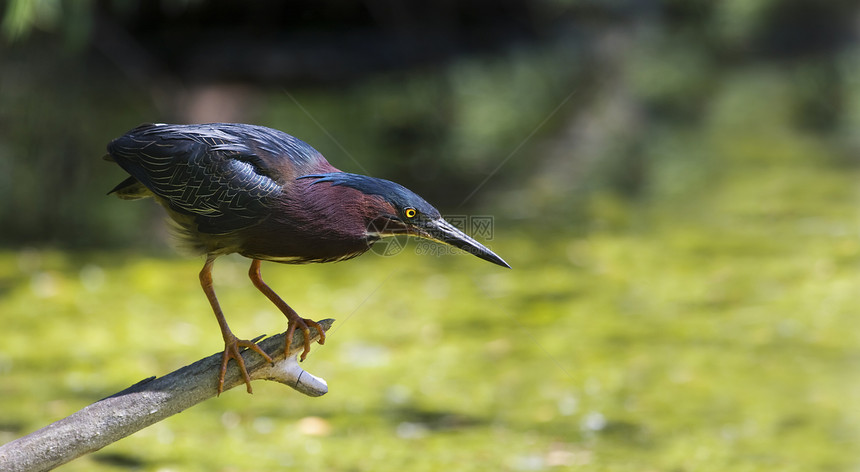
[108, 123, 329, 181]
[107, 123, 333, 234]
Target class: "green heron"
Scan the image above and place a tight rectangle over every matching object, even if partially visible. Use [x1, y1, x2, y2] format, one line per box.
[106, 123, 509, 395]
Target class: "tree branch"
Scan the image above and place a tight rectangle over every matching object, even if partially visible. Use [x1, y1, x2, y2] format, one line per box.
[0, 319, 335, 472]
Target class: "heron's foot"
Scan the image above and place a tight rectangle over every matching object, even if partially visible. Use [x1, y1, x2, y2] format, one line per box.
[285, 316, 327, 361]
[218, 335, 274, 395]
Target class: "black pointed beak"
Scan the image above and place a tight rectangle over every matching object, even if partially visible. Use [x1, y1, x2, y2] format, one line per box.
[419, 218, 511, 269]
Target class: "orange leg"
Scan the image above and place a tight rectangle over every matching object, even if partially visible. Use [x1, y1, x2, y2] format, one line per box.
[200, 255, 273, 395]
[248, 259, 326, 361]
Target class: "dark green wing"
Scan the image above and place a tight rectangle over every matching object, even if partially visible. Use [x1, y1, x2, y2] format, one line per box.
[107, 123, 325, 234]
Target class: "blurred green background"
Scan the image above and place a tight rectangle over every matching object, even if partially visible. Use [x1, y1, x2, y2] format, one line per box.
[1, 1, 859, 470]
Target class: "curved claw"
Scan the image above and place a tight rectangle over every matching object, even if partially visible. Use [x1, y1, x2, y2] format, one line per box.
[218, 335, 274, 395]
[286, 317, 327, 361]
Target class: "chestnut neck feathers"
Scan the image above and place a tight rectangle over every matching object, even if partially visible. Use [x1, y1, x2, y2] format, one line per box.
[236, 176, 395, 264]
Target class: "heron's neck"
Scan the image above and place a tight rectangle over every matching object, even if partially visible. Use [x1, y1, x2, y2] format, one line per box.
[289, 180, 388, 241]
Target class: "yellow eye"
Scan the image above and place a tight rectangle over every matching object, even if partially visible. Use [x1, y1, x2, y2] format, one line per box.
[404, 208, 417, 219]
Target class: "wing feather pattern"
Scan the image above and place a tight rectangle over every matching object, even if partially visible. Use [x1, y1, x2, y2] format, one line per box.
[107, 123, 327, 234]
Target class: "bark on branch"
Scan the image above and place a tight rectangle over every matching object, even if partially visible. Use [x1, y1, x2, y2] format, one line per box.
[0, 319, 334, 472]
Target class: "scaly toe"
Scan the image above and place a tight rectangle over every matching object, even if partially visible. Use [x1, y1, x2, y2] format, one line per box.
[219, 336, 271, 395]
[304, 318, 326, 346]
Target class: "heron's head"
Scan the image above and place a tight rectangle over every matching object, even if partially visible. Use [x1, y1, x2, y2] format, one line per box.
[300, 173, 510, 268]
